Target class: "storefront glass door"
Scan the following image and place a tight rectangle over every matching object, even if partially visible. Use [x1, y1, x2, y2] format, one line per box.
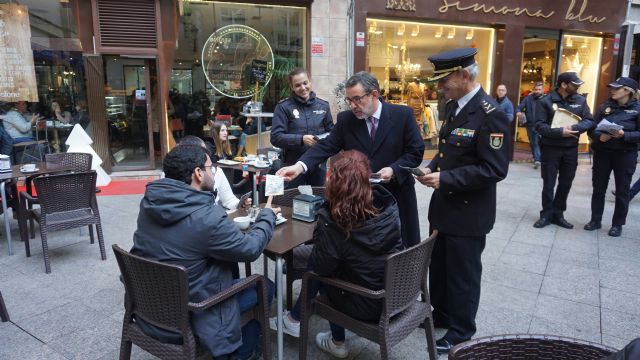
[103, 56, 156, 170]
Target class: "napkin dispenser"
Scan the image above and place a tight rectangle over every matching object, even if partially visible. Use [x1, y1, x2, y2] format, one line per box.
[292, 194, 324, 222]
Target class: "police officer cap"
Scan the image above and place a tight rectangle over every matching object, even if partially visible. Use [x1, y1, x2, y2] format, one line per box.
[556, 72, 584, 86]
[427, 48, 477, 82]
[608, 77, 638, 92]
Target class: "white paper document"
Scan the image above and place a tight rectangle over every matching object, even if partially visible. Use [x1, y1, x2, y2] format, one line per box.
[265, 174, 284, 196]
[596, 119, 624, 135]
[551, 108, 581, 128]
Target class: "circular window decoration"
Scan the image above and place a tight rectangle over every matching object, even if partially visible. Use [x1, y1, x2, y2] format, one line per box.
[202, 24, 274, 99]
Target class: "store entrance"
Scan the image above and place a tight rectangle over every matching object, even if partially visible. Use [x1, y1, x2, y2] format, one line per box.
[515, 29, 559, 162]
[103, 56, 158, 170]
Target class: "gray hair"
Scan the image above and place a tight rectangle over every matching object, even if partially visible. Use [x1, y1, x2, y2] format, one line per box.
[345, 71, 380, 93]
[465, 63, 479, 81]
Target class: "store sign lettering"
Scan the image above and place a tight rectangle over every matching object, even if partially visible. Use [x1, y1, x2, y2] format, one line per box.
[386, 0, 416, 12]
[438, 0, 606, 24]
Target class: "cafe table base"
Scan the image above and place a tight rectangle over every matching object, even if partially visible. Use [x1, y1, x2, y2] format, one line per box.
[1, 181, 12, 255]
[276, 256, 284, 360]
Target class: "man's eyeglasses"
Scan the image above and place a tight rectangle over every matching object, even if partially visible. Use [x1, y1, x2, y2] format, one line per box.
[201, 165, 217, 174]
[344, 92, 371, 105]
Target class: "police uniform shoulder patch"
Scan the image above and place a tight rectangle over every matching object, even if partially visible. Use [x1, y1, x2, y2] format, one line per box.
[604, 107, 612, 115]
[481, 100, 496, 114]
[490, 133, 504, 149]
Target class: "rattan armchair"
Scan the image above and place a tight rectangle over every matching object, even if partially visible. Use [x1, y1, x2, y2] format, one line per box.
[21, 171, 106, 273]
[0, 290, 9, 322]
[112, 245, 271, 360]
[448, 334, 616, 359]
[299, 232, 438, 360]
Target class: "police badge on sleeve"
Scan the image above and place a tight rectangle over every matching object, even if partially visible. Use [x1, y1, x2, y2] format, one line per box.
[490, 133, 504, 149]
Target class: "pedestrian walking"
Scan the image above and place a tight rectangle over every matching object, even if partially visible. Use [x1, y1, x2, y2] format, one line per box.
[533, 72, 595, 229]
[516, 81, 545, 168]
[416, 48, 510, 354]
[584, 77, 640, 237]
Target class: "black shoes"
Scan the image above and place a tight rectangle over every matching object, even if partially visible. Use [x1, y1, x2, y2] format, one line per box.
[551, 217, 574, 229]
[436, 338, 454, 354]
[533, 217, 550, 228]
[583, 221, 602, 231]
[608, 226, 622, 237]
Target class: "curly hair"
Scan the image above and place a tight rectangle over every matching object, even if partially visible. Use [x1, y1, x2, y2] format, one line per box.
[163, 145, 208, 185]
[210, 123, 232, 159]
[325, 150, 378, 235]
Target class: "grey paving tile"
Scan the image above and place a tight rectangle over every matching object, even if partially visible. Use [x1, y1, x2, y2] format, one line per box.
[475, 304, 533, 338]
[540, 276, 600, 306]
[533, 294, 600, 333]
[601, 308, 640, 346]
[599, 257, 640, 278]
[1, 271, 72, 321]
[479, 282, 537, 315]
[510, 224, 555, 247]
[0, 322, 67, 360]
[482, 264, 543, 293]
[548, 248, 599, 270]
[503, 241, 552, 258]
[47, 317, 122, 359]
[528, 316, 601, 343]
[496, 252, 548, 275]
[80, 287, 126, 317]
[15, 302, 106, 343]
[544, 261, 600, 282]
[601, 287, 640, 316]
[600, 270, 640, 296]
[553, 235, 599, 256]
[602, 335, 632, 352]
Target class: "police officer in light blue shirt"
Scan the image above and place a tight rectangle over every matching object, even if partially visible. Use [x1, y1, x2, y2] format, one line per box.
[584, 77, 640, 237]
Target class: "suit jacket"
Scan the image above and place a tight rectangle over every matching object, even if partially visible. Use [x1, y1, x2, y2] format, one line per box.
[299, 100, 425, 247]
[427, 87, 510, 236]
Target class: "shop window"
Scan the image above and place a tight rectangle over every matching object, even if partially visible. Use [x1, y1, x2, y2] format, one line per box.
[560, 34, 602, 111]
[171, 1, 307, 141]
[366, 19, 494, 104]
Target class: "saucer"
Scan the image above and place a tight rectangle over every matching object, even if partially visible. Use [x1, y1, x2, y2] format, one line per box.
[0, 168, 12, 173]
[20, 167, 39, 173]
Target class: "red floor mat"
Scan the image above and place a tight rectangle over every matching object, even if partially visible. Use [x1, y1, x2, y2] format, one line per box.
[17, 179, 151, 197]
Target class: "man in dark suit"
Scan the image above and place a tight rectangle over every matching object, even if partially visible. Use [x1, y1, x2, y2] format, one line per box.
[276, 71, 425, 248]
[416, 48, 510, 353]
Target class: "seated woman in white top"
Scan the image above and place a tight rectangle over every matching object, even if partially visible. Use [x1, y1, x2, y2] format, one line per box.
[177, 135, 251, 211]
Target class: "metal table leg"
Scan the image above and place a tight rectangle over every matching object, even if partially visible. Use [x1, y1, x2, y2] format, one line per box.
[2, 181, 12, 256]
[276, 255, 284, 360]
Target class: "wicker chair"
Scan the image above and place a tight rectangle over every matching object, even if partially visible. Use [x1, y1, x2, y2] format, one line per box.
[299, 232, 438, 360]
[448, 334, 616, 359]
[21, 171, 106, 273]
[268, 186, 325, 310]
[23, 152, 94, 240]
[0, 290, 9, 322]
[112, 245, 271, 360]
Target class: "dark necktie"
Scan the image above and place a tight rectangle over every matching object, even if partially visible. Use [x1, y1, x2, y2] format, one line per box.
[450, 101, 459, 120]
[368, 116, 377, 140]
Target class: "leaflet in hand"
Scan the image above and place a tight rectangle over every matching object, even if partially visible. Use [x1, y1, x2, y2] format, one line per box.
[313, 132, 330, 141]
[596, 119, 624, 135]
[551, 108, 581, 128]
[265, 174, 284, 196]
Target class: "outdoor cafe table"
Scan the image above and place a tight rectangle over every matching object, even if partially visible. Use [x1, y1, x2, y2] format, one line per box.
[231, 206, 315, 360]
[216, 161, 271, 205]
[0, 162, 73, 255]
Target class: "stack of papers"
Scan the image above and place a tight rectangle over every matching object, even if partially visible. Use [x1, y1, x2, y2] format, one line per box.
[596, 119, 624, 135]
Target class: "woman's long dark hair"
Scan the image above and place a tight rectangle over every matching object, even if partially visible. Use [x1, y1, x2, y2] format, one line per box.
[325, 150, 378, 235]
[210, 123, 232, 158]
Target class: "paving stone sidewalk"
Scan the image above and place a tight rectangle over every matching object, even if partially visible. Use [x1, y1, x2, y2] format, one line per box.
[0, 159, 639, 359]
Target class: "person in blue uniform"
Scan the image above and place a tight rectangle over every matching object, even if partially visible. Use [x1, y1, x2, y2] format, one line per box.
[533, 72, 595, 229]
[271, 68, 334, 188]
[416, 48, 510, 354]
[516, 81, 545, 168]
[584, 77, 640, 237]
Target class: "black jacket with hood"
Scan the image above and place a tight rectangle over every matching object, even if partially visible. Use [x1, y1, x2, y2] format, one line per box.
[131, 177, 276, 357]
[310, 185, 403, 321]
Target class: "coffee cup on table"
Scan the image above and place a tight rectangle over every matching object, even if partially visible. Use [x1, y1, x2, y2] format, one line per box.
[23, 163, 36, 172]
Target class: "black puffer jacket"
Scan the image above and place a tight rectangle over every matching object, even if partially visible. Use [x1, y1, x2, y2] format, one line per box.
[310, 185, 403, 320]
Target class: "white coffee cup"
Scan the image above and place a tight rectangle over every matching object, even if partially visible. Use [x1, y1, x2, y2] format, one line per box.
[23, 163, 36, 172]
[255, 160, 267, 167]
[0, 154, 10, 171]
[234, 216, 251, 230]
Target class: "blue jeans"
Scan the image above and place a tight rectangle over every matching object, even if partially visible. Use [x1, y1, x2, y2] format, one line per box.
[235, 278, 274, 359]
[526, 126, 541, 162]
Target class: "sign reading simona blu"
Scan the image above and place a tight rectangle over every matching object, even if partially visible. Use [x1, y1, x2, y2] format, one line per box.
[202, 24, 274, 99]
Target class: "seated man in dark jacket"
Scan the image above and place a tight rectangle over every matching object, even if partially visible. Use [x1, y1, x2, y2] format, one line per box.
[131, 145, 280, 360]
[270, 150, 403, 358]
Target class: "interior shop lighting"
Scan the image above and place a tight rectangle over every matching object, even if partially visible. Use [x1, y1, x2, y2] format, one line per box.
[466, 29, 474, 40]
[447, 28, 455, 39]
[397, 24, 405, 36]
[435, 26, 443, 38]
[566, 37, 573, 48]
[411, 26, 419, 37]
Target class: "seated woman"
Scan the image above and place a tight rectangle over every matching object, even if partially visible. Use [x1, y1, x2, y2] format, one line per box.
[205, 123, 233, 160]
[271, 150, 403, 358]
[178, 135, 250, 211]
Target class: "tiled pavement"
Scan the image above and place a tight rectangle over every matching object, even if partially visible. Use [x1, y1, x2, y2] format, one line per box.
[1, 158, 639, 359]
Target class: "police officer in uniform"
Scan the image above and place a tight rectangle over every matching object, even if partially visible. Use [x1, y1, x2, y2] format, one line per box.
[271, 68, 333, 188]
[585, 77, 640, 237]
[533, 72, 595, 229]
[416, 48, 510, 354]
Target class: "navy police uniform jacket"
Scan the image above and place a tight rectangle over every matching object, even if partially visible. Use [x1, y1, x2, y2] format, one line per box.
[427, 87, 510, 236]
[589, 99, 640, 151]
[534, 90, 595, 148]
[271, 92, 333, 165]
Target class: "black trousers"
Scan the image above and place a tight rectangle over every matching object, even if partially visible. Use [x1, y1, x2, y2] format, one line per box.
[590, 149, 637, 226]
[540, 145, 578, 219]
[429, 231, 486, 344]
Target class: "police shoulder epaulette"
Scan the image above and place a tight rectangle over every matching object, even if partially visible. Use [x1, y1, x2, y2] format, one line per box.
[277, 98, 288, 104]
[481, 99, 496, 114]
[316, 97, 329, 105]
[446, 98, 454, 104]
